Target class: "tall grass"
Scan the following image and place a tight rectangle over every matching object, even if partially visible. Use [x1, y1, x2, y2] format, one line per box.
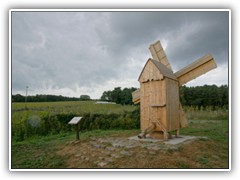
[11, 101, 228, 141]
[12, 101, 136, 115]
[183, 106, 228, 120]
[11, 101, 140, 141]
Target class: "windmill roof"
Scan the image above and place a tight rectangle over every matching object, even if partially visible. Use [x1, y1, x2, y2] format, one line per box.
[138, 58, 177, 81]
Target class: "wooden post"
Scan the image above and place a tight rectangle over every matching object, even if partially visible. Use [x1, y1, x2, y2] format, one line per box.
[175, 129, 180, 138]
[68, 117, 82, 141]
[163, 131, 168, 141]
[76, 123, 80, 140]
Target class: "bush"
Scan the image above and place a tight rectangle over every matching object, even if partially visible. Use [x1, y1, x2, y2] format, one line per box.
[12, 107, 140, 141]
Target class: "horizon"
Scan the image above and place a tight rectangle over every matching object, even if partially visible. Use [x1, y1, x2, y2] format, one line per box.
[12, 83, 229, 99]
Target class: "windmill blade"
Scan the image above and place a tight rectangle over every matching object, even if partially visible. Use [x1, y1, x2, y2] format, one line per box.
[149, 41, 173, 72]
[132, 88, 140, 104]
[174, 54, 217, 86]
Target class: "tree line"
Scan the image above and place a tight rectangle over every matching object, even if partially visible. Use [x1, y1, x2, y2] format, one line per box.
[12, 85, 228, 108]
[100, 87, 138, 105]
[12, 94, 80, 102]
[100, 85, 228, 108]
[180, 85, 228, 108]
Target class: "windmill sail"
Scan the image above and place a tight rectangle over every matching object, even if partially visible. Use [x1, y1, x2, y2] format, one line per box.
[174, 54, 217, 86]
[132, 88, 140, 104]
[149, 41, 173, 72]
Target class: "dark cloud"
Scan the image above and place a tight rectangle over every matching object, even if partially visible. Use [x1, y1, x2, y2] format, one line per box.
[11, 11, 229, 98]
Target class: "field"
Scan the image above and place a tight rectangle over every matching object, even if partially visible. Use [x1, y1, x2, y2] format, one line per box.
[11, 101, 229, 169]
[12, 101, 136, 117]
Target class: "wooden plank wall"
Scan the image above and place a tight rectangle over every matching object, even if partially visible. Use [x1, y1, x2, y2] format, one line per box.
[165, 78, 180, 131]
[140, 80, 167, 131]
[150, 81, 167, 131]
[139, 60, 164, 83]
[140, 82, 150, 131]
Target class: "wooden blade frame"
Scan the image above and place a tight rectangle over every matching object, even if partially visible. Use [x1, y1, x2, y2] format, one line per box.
[174, 54, 217, 86]
[132, 88, 140, 104]
[149, 41, 173, 72]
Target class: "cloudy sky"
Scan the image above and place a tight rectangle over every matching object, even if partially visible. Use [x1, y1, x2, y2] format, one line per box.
[11, 10, 229, 99]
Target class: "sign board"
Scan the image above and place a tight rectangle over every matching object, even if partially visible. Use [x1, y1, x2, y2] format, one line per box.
[68, 117, 82, 125]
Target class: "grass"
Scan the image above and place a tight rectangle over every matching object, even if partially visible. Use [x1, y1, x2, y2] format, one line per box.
[11, 101, 229, 169]
[11, 101, 139, 141]
[181, 119, 229, 142]
[11, 119, 229, 169]
[11, 129, 140, 169]
[184, 106, 228, 120]
[11, 101, 137, 127]
[12, 102, 228, 124]
[12, 101, 136, 116]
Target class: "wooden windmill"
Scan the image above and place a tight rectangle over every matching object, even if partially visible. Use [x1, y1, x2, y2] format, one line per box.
[132, 40, 217, 140]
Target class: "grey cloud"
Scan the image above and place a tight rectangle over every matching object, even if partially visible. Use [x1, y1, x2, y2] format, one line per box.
[11, 11, 229, 97]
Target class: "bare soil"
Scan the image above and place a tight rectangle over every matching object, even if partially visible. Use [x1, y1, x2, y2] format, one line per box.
[57, 135, 229, 169]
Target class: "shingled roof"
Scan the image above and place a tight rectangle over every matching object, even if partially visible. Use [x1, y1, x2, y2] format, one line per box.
[138, 58, 177, 81]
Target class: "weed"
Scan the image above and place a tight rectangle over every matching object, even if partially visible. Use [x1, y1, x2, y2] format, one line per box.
[197, 156, 209, 165]
[176, 161, 190, 168]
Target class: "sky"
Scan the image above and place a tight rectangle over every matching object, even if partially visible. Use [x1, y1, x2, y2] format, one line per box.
[11, 10, 229, 99]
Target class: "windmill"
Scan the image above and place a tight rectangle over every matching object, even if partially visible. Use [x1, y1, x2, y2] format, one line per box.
[132, 40, 217, 140]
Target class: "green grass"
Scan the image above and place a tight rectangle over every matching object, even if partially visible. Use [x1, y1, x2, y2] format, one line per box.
[11, 129, 139, 169]
[11, 101, 139, 141]
[11, 119, 229, 169]
[181, 119, 229, 142]
[12, 101, 136, 125]
[12, 101, 136, 116]
[11, 101, 229, 168]
[12, 133, 65, 168]
[184, 106, 228, 120]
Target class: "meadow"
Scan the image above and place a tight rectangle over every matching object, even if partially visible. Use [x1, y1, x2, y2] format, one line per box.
[12, 101, 136, 116]
[11, 101, 228, 141]
[11, 101, 229, 169]
[11, 101, 139, 141]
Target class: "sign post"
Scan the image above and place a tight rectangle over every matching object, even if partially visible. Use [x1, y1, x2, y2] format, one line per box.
[68, 117, 82, 140]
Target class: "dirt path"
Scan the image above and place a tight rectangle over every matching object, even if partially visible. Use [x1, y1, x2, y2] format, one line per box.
[57, 136, 228, 169]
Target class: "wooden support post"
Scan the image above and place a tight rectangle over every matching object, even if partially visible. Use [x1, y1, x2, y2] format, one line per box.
[76, 123, 80, 140]
[175, 129, 180, 138]
[68, 117, 82, 141]
[163, 131, 168, 141]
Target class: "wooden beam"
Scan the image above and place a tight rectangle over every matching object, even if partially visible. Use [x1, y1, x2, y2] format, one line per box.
[151, 103, 166, 107]
[132, 88, 140, 104]
[149, 41, 173, 72]
[174, 54, 217, 86]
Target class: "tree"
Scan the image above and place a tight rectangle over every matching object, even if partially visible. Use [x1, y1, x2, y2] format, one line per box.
[80, 95, 91, 101]
[100, 90, 112, 101]
[100, 87, 138, 105]
[12, 94, 79, 102]
[179, 84, 228, 109]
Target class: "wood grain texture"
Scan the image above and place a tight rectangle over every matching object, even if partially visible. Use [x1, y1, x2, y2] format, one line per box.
[149, 41, 173, 71]
[174, 54, 217, 86]
[133, 40, 217, 139]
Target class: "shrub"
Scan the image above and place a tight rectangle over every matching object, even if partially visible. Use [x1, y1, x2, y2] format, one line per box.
[12, 107, 140, 141]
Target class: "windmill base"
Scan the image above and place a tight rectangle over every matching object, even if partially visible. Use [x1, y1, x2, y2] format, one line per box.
[149, 131, 168, 140]
[149, 130, 180, 140]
